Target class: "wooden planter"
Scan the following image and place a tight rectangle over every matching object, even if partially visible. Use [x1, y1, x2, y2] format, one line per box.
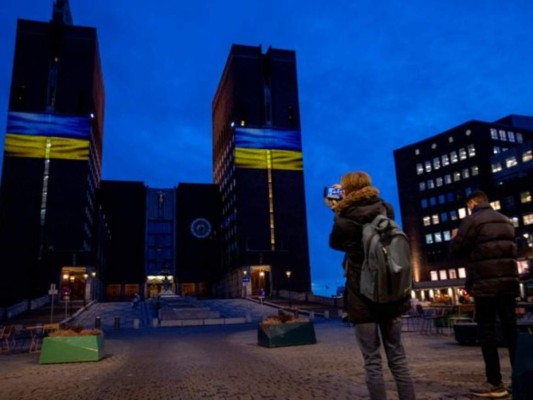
[258, 321, 316, 348]
[39, 335, 105, 364]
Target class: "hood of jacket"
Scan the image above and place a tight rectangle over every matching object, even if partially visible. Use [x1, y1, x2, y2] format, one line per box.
[334, 186, 380, 216]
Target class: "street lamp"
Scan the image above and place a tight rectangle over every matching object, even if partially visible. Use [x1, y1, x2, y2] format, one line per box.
[91, 271, 97, 301]
[285, 270, 292, 308]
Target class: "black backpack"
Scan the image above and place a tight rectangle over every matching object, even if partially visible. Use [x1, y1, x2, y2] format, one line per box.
[360, 213, 412, 303]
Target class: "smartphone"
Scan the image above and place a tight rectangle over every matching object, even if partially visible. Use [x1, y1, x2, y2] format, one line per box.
[325, 186, 343, 200]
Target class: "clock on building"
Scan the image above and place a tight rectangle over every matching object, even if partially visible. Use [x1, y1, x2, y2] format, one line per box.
[190, 218, 212, 239]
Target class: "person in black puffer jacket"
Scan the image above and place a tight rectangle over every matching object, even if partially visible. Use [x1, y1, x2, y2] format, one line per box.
[450, 190, 518, 398]
[329, 171, 415, 400]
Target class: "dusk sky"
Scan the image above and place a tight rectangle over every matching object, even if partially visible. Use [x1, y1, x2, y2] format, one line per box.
[2, 1, 533, 295]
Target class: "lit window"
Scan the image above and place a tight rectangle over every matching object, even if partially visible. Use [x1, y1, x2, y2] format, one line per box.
[415, 148, 420, 155]
[441, 213, 448, 223]
[458, 208, 467, 219]
[416, 163, 424, 175]
[431, 270, 438, 280]
[462, 169, 469, 179]
[458, 268, 466, 278]
[508, 131, 515, 142]
[448, 269, 457, 279]
[423, 216, 431, 226]
[511, 217, 519, 228]
[419, 182, 426, 191]
[490, 200, 501, 210]
[517, 132, 523, 143]
[430, 197, 437, 206]
[520, 191, 531, 203]
[450, 151, 458, 163]
[436, 177, 443, 187]
[491, 162, 502, 173]
[441, 154, 450, 166]
[465, 130, 472, 136]
[435, 232, 443, 243]
[499, 130, 506, 141]
[431, 143, 437, 149]
[443, 230, 451, 241]
[467, 144, 476, 157]
[459, 148, 467, 160]
[450, 210, 458, 220]
[432, 214, 440, 224]
[438, 194, 445, 204]
[490, 128, 498, 139]
[453, 171, 461, 182]
[506, 156, 518, 168]
[518, 260, 530, 275]
[439, 269, 447, 279]
[522, 150, 532, 162]
[426, 234, 434, 244]
[444, 174, 452, 184]
[448, 137, 454, 143]
[471, 165, 479, 176]
[493, 146, 501, 154]
[433, 157, 441, 170]
[425, 161, 432, 172]
[427, 179, 435, 189]
[421, 199, 428, 208]
[524, 213, 533, 225]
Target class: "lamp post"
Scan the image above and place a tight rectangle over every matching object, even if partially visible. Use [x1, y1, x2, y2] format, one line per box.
[285, 270, 292, 308]
[91, 271, 97, 301]
[242, 270, 248, 298]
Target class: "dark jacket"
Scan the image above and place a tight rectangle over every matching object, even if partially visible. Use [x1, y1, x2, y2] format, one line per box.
[329, 186, 410, 323]
[449, 202, 518, 297]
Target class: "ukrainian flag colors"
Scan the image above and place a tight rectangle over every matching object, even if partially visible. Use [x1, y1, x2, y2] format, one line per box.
[4, 112, 91, 160]
[234, 128, 303, 171]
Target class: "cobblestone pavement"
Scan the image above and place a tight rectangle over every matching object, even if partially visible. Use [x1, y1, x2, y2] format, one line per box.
[0, 299, 512, 400]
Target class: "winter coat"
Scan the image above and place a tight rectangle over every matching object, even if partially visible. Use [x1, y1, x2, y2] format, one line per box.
[329, 186, 411, 323]
[449, 201, 518, 298]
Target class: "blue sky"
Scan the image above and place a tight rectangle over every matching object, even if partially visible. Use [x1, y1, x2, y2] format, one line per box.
[2, 1, 533, 295]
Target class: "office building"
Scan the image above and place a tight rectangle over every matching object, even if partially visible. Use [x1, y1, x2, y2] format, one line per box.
[212, 44, 311, 297]
[394, 115, 533, 301]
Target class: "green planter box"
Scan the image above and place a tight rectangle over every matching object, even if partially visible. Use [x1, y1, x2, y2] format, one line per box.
[39, 335, 105, 364]
[258, 321, 317, 348]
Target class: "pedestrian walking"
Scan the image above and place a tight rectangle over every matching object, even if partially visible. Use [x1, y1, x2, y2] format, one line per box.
[328, 171, 415, 400]
[450, 190, 519, 398]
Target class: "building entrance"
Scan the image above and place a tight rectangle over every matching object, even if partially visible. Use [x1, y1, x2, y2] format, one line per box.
[250, 265, 271, 296]
[60, 266, 89, 301]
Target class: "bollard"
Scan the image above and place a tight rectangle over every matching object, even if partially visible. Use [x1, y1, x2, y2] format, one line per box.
[114, 316, 120, 330]
[133, 318, 140, 329]
[94, 316, 101, 329]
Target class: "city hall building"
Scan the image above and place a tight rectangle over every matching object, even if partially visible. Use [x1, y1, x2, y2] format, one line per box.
[394, 115, 533, 302]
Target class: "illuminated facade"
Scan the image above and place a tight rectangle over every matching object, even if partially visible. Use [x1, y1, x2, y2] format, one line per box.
[212, 44, 311, 296]
[394, 115, 533, 301]
[0, 1, 104, 306]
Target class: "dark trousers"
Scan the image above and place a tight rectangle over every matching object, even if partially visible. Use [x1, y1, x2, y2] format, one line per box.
[475, 294, 517, 386]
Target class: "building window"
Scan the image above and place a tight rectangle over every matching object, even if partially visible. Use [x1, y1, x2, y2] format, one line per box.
[523, 150, 532, 162]
[490, 200, 501, 210]
[506, 156, 518, 168]
[458, 207, 468, 219]
[423, 216, 431, 226]
[493, 146, 501, 154]
[467, 144, 476, 157]
[458, 268, 466, 278]
[430, 197, 437, 206]
[448, 136, 454, 143]
[462, 168, 470, 179]
[459, 147, 467, 160]
[416, 163, 424, 175]
[490, 128, 498, 139]
[450, 210, 458, 220]
[439, 270, 447, 280]
[426, 234, 434, 244]
[433, 157, 441, 170]
[448, 269, 457, 279]
[491, 162, 502, 173]
[517, 132, 523, 143]
[419, 182, 426, 191]
[465, 129, 472, 136]
[499, 130, 507, 141]
[511, 216, 519, 228]
[438, 194, 446, 204]
[508, 131, 515, 142]
[432, 214, 440, 225]
[504, 196, 515, 209]
[441, 154, 450, 166]
[440, 212, 449, 223]
[524, 213, 533, 226]
[425, 161, 432, 173]
[431, 270, 438, 281]
[447, 192, 454, 202]
[436, 177, 443, 187]
[435, 232, 443, 243]
[520, 191, 532, 203]
[427, 179, 435, 189]
[453, 171, 461, 182]
[471, 165, 479, 176]
[450, 151, 458, 163]
[421, 198, 428, 208]
[443, 230, 451, 241]
[444, 174, 452, 184]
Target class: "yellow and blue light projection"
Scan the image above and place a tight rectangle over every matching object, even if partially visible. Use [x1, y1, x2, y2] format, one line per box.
[4, 112, 91, 160]
[234, 127, 303, 171]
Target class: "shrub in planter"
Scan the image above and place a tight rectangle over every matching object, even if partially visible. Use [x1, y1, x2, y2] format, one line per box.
[258, 315, 317, 348]
[39, 327, 105, 364]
